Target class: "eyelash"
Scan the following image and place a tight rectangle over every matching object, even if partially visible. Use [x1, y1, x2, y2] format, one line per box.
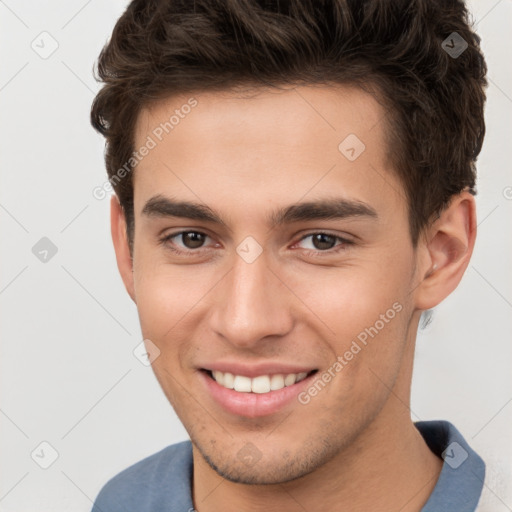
[158, 230, 354, 257]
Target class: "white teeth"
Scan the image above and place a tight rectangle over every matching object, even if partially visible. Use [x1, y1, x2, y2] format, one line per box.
[233, 375, 252, 392]
[210, 370, 310, 393]
[223, 372, 235, 389]
[269, 374, 284, 390]
[284, 373, 297, 386]
[251, 375, 270, 394]
[212, 370, 224, 386]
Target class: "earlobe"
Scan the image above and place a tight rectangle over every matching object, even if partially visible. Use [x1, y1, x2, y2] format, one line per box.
[414, 192, 476, 311]
[110, 195, 136, 302]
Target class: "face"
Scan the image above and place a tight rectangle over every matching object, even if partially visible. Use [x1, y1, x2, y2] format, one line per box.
[125, 85, 423, 484]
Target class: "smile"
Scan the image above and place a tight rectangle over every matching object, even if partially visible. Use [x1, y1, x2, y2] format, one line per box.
[207, 369, 313, 394]
[199, 368, 319, 417]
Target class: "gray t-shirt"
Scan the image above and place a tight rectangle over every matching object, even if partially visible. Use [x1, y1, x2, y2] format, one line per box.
[92, 420, 485, 511]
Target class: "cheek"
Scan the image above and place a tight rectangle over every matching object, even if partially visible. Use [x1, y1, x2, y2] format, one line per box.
[287, 260, 409, 340]
[132, 272, 191, 375]
[304, 296, 410, 429]
[133, 260, 208, 335]
[132, 262, 224, 382]
[287, 260, 412, 390]
[135, 277, 175, 338]
[133, 273, 199, 404]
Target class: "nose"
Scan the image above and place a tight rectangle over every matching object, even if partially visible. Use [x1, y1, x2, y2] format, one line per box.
[209, 250, 294, 349]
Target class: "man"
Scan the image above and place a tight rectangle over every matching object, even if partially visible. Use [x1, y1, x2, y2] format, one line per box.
[90, 0, 488, 510]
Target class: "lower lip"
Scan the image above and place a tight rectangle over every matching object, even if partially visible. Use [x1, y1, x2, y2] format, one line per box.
[199, 370, 316, 418]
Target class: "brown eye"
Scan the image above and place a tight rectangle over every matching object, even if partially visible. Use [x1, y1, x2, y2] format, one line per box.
[310, 233, 337, 250]
[161, 231, 213, 252]
[295, 233, 352, 254]
[179, 232, 206, 249]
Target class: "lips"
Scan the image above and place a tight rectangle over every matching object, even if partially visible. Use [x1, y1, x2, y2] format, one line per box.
[198, 363, 319, 417]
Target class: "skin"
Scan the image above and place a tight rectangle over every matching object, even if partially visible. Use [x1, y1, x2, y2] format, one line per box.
[111, 85, 476, 511]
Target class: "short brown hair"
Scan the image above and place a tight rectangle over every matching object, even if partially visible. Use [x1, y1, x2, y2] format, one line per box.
[91, 0, 487, 246]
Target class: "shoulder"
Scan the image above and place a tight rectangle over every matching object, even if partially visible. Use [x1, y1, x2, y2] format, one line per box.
[415, 420, 486, 512]
[92, 440, 194, 512]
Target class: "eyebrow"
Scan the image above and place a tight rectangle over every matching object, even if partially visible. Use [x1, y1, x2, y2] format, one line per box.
[141, 195, 378, 228]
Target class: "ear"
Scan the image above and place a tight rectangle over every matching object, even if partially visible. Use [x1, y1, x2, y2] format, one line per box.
[110, 195, 136, 302]
[413, 191, 476, 311]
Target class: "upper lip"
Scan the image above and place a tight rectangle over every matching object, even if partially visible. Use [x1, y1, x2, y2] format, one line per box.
[200, 361, 317, 378]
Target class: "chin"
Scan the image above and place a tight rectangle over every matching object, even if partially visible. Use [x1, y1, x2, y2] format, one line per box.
[196, 440, 334, 486]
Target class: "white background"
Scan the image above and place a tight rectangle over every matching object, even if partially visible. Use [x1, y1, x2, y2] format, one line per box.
[1, 1, 511, 510]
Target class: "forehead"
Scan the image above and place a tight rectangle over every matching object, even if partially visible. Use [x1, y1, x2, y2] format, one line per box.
[135, 84, 386, 158]
[132, 85, 406, 223]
